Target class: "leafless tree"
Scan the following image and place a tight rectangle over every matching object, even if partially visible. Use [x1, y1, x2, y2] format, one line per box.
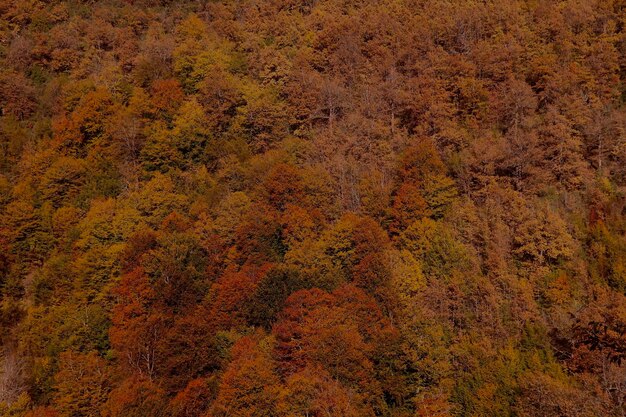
[0, 349, 26, 406]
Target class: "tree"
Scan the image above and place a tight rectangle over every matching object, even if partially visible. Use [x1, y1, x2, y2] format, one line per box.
[53, 351, 112, 417]
[245, 265, 308, 329]
[109, 267, 165, 380]
[278, 366, 365, 417]
[208, 334, 281, 417]
[389, 183, 428, 234]
[150, 79, 184, 117]
[262, 164, 305, 211]
[170, 98, 212, 167]
[515, 372, 609, 417]
[40, 157, 87, 208]
[101, 376, 167, 417]
[273, 284, 397, 411]
[0, 349, 26, 407]
[168, 378, 216, 417]
[157, 308, 219, 393]
[207, 263, 272, 330]
[0, 72, 36, 120]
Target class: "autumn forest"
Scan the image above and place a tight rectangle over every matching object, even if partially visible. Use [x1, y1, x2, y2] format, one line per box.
[0, 0, 625, 416]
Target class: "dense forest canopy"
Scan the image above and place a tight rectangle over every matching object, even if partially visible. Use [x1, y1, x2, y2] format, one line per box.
[0, 0, 625, 416]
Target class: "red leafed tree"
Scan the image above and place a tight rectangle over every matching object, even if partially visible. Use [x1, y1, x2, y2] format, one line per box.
[207, 263, 273, 329]
[273, 284, 397, 409]
[262, 163, 306, 211]
[168, 377, 216, 417]
[109, 267, 166, 380]
[101, 376, 167, 417]
[389, 183, 429, 233]
[208, 334, 281, 417]
[151, 79, 184, 116]
[279, 365, 366, 417]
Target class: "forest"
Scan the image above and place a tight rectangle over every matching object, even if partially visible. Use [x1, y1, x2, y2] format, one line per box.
[0, 0, 625, 416]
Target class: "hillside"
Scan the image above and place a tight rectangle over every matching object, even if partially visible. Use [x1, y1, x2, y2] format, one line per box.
[0, 1, 625, 416]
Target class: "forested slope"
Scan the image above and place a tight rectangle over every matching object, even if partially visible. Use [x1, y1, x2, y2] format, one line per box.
[0, 0, 625, 416]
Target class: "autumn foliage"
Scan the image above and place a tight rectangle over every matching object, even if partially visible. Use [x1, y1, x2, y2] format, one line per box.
[0, 0, 626, 416]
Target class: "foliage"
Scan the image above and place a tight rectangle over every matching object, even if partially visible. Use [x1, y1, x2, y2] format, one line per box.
[0, 0, 625, 416]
